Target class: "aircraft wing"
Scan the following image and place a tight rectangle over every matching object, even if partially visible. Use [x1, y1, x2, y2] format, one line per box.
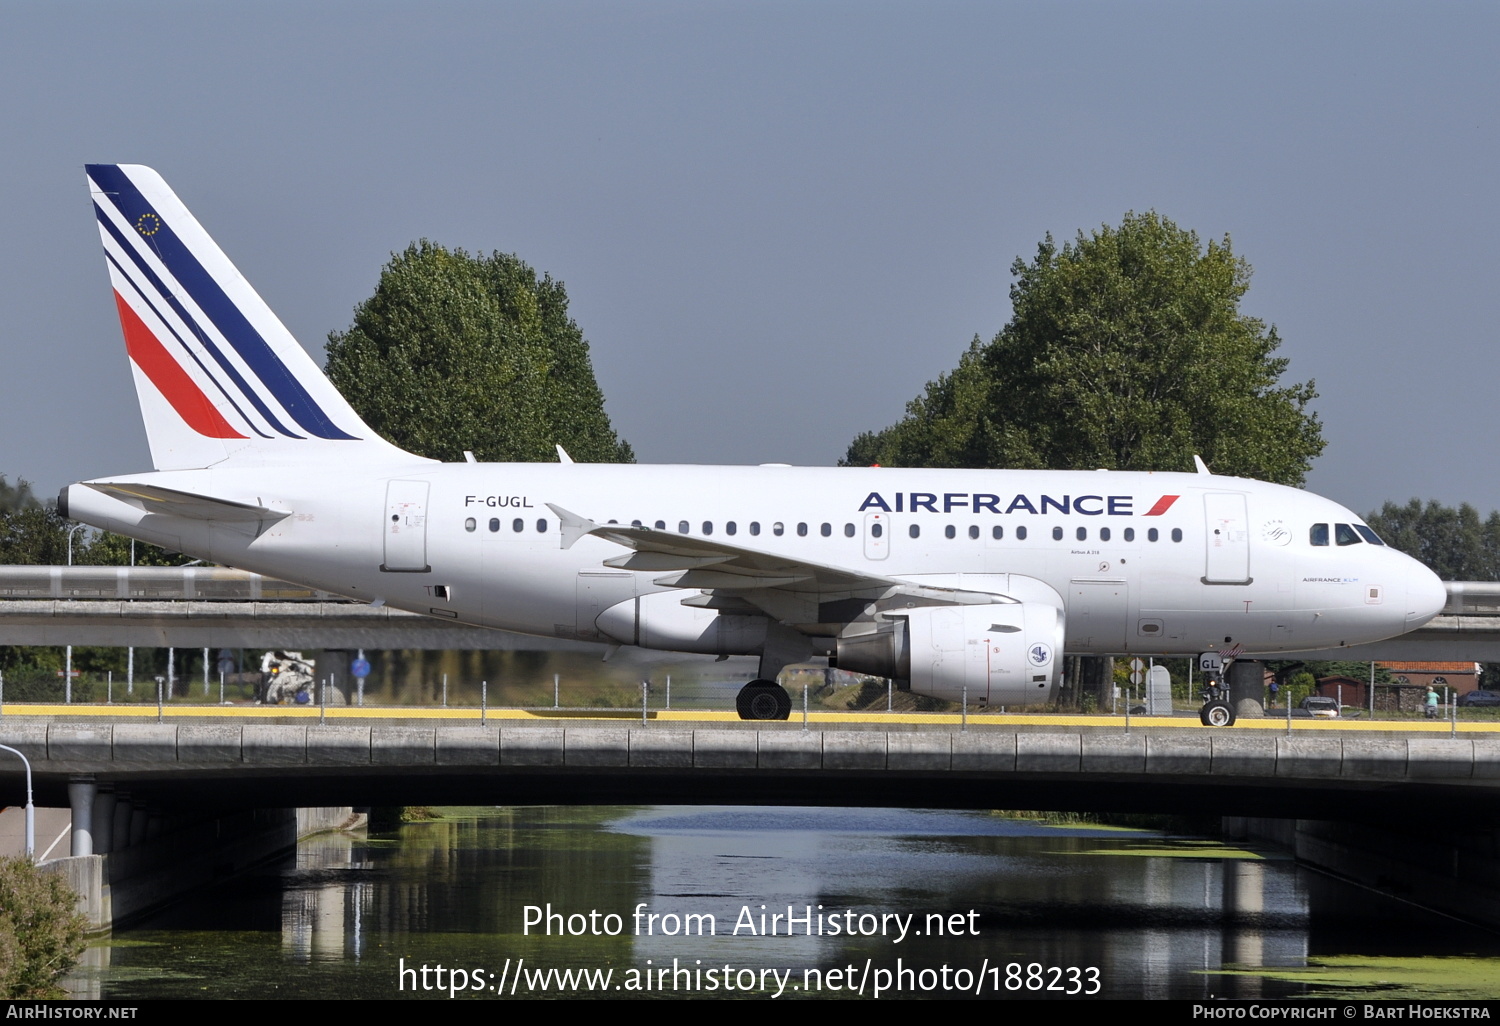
[548, 504, 1013, 628]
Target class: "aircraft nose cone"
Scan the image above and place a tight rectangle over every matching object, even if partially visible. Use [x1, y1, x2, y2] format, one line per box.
[1406, 564, 1447, 628]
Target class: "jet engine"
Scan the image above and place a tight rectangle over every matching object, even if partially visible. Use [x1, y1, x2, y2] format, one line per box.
[834, 599, 1064, 706]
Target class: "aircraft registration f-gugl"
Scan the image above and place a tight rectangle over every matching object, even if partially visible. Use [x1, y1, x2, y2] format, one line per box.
[62, 165, 1448, 725]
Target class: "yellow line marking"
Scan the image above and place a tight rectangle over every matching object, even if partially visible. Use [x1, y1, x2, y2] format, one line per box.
[2, 705, 1498, 731]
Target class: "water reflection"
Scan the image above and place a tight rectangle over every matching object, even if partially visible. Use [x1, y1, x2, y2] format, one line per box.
[72, 806, 1497, 1000]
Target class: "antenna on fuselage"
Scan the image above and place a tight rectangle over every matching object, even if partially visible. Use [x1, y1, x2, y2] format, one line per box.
[1193, 455, 1212, 475]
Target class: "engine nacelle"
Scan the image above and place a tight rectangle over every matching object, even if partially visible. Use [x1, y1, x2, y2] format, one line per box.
[835, 598, 1064, 706]
[596, 591, 768, 656]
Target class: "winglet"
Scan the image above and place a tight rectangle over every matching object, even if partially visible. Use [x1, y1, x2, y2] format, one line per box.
[1193, 455, 1211, 475]
[555, 445, 574, 465]
[547, 503, 597, 550]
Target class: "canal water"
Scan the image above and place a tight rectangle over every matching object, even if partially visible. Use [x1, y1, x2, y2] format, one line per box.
[68, 806, 1500, 1000]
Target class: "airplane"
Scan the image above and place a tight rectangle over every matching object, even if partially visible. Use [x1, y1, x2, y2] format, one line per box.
[59, 164, 1449, 726]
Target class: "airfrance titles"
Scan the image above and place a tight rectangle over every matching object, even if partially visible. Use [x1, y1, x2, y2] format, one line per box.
[856, 492, 1182, 517]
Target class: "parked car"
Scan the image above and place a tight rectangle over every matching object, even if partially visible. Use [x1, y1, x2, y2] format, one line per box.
[1458, 690, 1500, 707]
[1300, 695, 1340, 718]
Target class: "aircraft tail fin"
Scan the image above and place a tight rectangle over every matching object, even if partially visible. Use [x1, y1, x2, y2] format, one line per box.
[85, 164, 418, 471]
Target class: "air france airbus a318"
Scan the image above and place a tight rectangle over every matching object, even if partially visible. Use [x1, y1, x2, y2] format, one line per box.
[59, 165, 1447, 725]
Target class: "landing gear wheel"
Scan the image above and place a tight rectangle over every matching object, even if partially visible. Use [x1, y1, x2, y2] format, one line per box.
[736, 679, 792, 721]
[1200, 701, 1235, 727]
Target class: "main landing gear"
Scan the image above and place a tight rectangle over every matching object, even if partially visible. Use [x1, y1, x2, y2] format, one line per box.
[736, 679, 792, 720]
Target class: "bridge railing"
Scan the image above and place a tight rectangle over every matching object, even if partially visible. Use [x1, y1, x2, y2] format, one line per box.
[0, 566, 342, 602]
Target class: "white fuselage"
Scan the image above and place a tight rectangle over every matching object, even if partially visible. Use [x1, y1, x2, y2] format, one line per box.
[66, 462, 1447, 661]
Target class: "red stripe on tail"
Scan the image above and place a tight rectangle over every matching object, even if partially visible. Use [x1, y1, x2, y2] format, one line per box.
[113, 291, 245, 438]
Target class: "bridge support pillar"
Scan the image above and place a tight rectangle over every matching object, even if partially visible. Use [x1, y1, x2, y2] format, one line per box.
[1227, 817, 1500, 930]
[68, 776, 95, 857]
[128, 800, 148, 846]
[1229, 660, 1265, 718]
[92, 789, 115, 854]
[111, 792, 133, 851]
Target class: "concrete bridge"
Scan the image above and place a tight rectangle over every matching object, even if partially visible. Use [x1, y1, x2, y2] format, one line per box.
[6, 715, 1500, 821]
[8, 713, 1500, 930]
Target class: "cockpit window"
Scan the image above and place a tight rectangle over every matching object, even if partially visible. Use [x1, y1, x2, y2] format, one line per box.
[1310, 524, 1329, 546]
[1355, 525, 1386, 546]
[1335, 523, 1362, 546]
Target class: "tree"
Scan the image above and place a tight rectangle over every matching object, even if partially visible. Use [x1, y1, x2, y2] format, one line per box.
[844, 212, 1324, 484]
[1365, 499, 1500, 581]
[0, 857, 87, 998]
[325, 242, 633, 464]
[0, 476, 40, 514]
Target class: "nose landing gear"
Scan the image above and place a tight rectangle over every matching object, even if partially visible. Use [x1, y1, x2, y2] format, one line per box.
[1198, 673, 1236, 727]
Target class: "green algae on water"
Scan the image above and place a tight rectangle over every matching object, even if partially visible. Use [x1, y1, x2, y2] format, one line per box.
[1216, 955, 1500, 1000]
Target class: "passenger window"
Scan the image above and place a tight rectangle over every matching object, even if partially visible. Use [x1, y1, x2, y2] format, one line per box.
[968, 525, 979, 539]
[512, 518, 524, 533]
[702, 521, 713, 535]
[654, 520, 666, 530]
[1355, 525, 1385, 546]
[1171, 528, 1182, 542]
[844, 523, 855, 538]
[537, 519, 548, 533]
[1147, 528, 1159, 542]
[1310, 523, 1329, 546]
[773, 522, 785, 536]
[1076, 527, 1087, 541]
[1100, 527, 1110, 542]
[489, 518, 500, 532]
[1123, 527, 1134, 542]
[871, 523, 883, 538]
[726, 521, 737, 536]
[464, 518, 476, 532]
[820, 523, 832, 537]
[909, 524, 921, 539]
[1335, 523, 1362, 546]
[750, 522, 761, 536]
[1016, 526, 1027, 540]
[992, 525, 1004, 540]
[945, 525, 956, 539]
[1052, 526, 1063, 541]
[797, 523, 808, 537]
[678, 520, 690, 534]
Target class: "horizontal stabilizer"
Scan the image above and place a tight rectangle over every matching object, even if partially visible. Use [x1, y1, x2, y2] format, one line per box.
[86, 482, 291, 524]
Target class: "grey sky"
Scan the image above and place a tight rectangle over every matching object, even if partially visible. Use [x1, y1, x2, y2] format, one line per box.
[1, 2, 1495, 517]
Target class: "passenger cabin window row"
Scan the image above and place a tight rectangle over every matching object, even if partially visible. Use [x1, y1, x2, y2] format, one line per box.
[464, 517, 1186, 544]
[1310, 523, 1385, 547]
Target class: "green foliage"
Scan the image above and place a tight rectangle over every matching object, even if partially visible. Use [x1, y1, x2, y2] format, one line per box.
[325, 242, 633, 464]
[844, 212, 1324, 484]
[80, 531, 191, 568]
[1304, 660, 1393, 685]
[1365, 499, 1500, 581]
[0, 477, 40, 514]
[0, 857, 87, 998]
[0, 507, 69, 565]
